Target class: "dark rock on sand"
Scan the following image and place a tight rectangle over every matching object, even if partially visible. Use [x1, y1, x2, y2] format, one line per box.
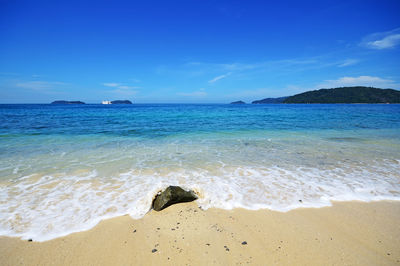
[152, 186, 198, 211]
[242, 241, 247, 245]
[152, 249, 157, 253]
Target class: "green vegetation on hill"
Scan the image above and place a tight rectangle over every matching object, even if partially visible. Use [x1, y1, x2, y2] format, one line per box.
[111, 100, 132, 104]
[283, 87, 400, 103]
[252, 97, 287, 104]
[51, 100, 85, 104]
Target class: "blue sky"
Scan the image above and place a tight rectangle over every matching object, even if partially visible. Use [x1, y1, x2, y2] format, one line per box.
[0, 0, 400, 103]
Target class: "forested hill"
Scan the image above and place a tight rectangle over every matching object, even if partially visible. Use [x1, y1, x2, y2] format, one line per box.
[283, 87, 400, 103]
[252, 97, 287, 104]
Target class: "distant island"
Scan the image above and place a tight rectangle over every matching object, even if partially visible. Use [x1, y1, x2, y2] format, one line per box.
[102, 100, 132, 104]
[51, 100, 133, 104]
[284, 86, 400, 103]
[252, 97, 287, 104]
[51, 101, 85, 104]
[230, 101, 246, 104]
[252, 87, 400, 104]
[111, 100, 132, 104]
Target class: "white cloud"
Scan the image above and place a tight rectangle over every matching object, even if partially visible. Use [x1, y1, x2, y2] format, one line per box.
[103, 83, 140, 92]
[174, 57, 343, 85]
[118, 85, 140, 89]
[103, 83, 120, 87]
[177, 89, 207, 97]
[0, 72, 19, 76]
[110, 88, 138, 96]
[16, 81, 66, 91]
[230, 88, 273, 98]
[338, 59, 358, 67]
[194, 59, 318, 74]
[208, 72, 231, 83]
[362, 28, 400, 49]
[317, 76, 399, 89]
[369, 34, 400, 49]
[182, 58, 333, 84]
[230, 85, 307, 100]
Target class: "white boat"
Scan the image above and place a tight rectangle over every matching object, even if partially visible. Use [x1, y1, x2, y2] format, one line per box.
[102, 100, 112, 104]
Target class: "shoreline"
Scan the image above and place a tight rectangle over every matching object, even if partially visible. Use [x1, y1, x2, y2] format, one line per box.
[1, 200, 399, 265]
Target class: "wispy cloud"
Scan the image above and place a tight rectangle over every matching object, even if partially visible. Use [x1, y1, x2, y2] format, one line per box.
[190, 59, 319, 74]
[361, 28, 400, 49]
[16, 81, 66, 93]
[118, 85, 137, 89]
[229, 88, 274, 98]
[177, 88, 207, 97]
[110, 88, 139, 96]
[103, 83, 120, 87]
[103, 82, 140, 96]
[0, 72, 19, 77]
[317, 76, 399, 89]
[230, 85, 306, 100]
[368, 34, 400, 49]
[338, 59, 358, 67]
[103, 83, 140, 89]
[159, 56, 350, 88]
[208, 72, 231, 83]
[183, 57, 335, 83]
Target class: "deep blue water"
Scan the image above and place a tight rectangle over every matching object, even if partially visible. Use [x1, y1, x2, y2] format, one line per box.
[1, 104, 400, 137]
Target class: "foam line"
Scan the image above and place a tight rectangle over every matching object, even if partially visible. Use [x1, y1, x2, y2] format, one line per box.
[1, 160, 399, 241]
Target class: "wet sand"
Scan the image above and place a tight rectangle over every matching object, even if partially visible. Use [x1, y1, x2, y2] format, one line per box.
[0, 201, 399, 265]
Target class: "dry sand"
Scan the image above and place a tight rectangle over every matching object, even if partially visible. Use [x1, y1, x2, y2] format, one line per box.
[0, 201, 399, 265]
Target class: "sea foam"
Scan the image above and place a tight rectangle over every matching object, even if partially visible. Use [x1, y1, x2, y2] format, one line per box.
[1, 159, 399, 241]
[1, 103, 400, 241]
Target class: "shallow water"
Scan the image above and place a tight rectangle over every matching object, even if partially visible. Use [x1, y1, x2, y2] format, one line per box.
[0, 104, 399, 241]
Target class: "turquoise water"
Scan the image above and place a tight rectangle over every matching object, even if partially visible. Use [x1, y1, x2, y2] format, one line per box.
[1, 104, 400, 241]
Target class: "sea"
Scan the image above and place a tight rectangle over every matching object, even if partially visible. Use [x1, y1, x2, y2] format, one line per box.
[0, 103, 399, 241]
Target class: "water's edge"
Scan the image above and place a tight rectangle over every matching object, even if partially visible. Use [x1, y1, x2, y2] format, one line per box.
[1, 104, 399, 241]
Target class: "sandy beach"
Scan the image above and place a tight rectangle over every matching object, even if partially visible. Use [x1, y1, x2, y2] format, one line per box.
[0, 201, 399, 265]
